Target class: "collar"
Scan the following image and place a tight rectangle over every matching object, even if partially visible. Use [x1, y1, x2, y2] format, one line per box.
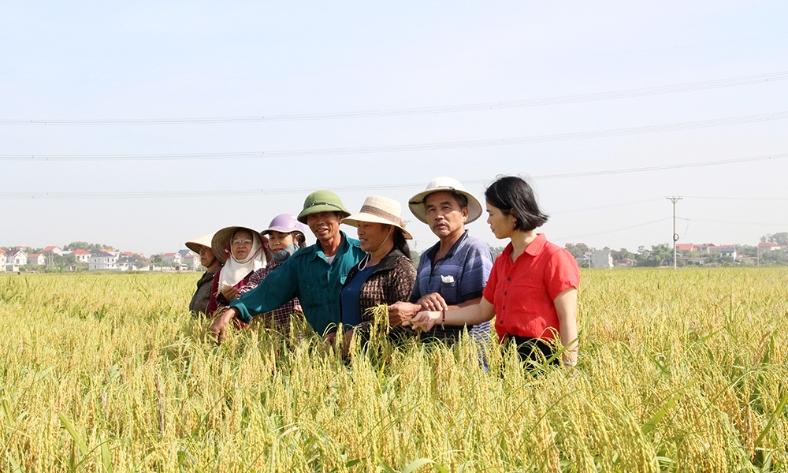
[426, 229, 470, 262]
[312, 230, 351, 261]
[524, 233, 548, 256]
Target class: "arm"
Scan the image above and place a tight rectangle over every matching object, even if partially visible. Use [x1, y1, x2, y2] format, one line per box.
[403, 296, 495, 331]
[210, 260, 298, 343]
[554, 288, 578, 367]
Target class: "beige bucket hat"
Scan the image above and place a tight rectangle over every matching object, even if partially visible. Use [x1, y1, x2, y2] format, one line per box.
[185, 233, 215, 254]
[343, 195, 412, 239]
[210, 226, 265, 265]
[408, 177, 483, 224]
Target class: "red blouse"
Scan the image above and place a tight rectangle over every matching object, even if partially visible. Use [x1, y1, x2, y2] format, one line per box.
[483, 234, 580, 342]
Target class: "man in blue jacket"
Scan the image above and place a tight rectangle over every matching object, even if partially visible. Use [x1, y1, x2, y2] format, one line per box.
[210, 190, 365, 342]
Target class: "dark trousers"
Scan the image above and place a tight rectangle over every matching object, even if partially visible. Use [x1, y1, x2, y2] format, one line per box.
[508, 335, 558, 367]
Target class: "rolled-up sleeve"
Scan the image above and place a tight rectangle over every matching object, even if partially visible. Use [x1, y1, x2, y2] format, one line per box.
[230, 258, 299, 324]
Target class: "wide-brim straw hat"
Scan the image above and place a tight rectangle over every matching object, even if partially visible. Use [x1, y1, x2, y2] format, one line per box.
[211, 225, 264, 265]
[185, 233, 215, 254]
[297, 189, 351, 224]
[408, 176, 483, 224]
[343, 195, 412, 239]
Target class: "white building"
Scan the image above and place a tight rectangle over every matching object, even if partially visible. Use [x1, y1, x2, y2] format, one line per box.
[183, 253, 201, 270]
[27, 253, 46, 265]
[89, 250, 118, 270]
[161, 252, 182, 264]
[71, 249, 91, 263]
[6, 250, 27, 266]
[117, 257, 139, 271]
[0, 250, 6, 272]
[591, 249, 613, 268]
[43, 246, 63, 256]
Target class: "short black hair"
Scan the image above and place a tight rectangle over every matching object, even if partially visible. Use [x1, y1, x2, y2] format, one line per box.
[484, 176, 548, 231]
[424, 190, 468, 209]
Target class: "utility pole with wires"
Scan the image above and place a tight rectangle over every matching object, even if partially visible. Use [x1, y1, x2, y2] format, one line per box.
[666, 196, 683, 269]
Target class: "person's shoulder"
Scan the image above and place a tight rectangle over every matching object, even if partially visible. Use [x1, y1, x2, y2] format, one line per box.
[290, 244, 317, 261]
[462, 233, 494, 257]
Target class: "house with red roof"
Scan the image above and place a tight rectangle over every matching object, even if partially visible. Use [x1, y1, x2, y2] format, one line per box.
[43, 246, 63, 256]
[758, 242, 780, 252]
[676, 243, 697, 253]
[27, 253, 46, 265]
[72, 249, 91, 263]
[161, 252, 182, 264]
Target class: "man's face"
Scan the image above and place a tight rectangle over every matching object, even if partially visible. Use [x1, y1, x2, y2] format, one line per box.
[307, 211, 341, 244]
[424, 191, 468, 239]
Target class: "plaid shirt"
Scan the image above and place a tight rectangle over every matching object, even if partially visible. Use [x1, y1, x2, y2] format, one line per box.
[343, 249, 416, 326]
[222, 260, 303, 335]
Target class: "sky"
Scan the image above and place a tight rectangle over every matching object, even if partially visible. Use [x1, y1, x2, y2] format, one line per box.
[1, 2, 787, 256]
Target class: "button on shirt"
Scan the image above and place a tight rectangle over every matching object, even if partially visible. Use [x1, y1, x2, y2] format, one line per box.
[230, 231, 365, 336]
[411, 231, 493, 341]
[483, 233, 580, 342]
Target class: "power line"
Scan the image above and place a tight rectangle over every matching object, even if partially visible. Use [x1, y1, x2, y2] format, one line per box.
[1, 71, 786, 125]
[550, 198, 663, 214]
[2, 153, 786, 200]
[3, 113, 788, 163]
[678, 217, 787, 227]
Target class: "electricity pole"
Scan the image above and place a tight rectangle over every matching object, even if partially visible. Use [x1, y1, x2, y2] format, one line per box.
[667, 196, 682, 269]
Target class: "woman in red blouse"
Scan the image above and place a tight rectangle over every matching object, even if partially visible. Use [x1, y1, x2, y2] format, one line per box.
[405, 176, 580, 368]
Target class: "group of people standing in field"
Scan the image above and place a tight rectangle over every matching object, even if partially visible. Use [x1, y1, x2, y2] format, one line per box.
[186, 175, 580, 368]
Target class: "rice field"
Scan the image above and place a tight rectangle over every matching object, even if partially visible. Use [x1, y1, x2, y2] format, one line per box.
[0, 268, 786, 472]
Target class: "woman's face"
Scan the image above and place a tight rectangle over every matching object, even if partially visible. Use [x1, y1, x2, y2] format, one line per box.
[230, 229, 254, 260]
[357, 222, 392, 253]
[268, 231, 295, 252]
[486, 202, 517, 240]
[198, 245, 215, 267]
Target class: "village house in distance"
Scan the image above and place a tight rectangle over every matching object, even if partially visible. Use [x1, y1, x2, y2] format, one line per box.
[1, 244, 203, 273]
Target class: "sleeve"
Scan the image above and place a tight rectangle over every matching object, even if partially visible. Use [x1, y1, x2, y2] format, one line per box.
[237, 266, 270, 297]
[544, 248, 581, 301]
[230, 257, 300, 324]
[206, 270, 221, 315]
[482, 256, 499, 304]
[460, 242, 494, 301]
[389, 256, 417, 304]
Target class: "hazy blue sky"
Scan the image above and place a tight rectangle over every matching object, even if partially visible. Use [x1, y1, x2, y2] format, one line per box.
[2, 2, 787, 255]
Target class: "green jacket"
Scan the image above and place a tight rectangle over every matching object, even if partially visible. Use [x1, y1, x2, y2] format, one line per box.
[230, 231, 364, 335]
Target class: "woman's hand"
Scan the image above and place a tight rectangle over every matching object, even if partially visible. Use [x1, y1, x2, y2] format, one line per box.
[220, 285, 240, 301]
[402, 310, 440, 331]
[209, 308, 237, 344]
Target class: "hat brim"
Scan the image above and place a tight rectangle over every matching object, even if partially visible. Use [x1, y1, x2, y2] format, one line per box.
[211, 226, 264, 265]
[297, 205, 351, 224]
[408, 188, 483, 224]
[343, 213, 413, 239]
[185, 233, 216, 257]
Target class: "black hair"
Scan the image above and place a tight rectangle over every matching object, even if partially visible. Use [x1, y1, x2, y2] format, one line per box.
[293, 231, 307, 249]
[393, 228, 412, 260]
[484, 176, 549, 231]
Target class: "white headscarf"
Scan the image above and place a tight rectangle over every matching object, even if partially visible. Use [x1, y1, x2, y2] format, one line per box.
[218, 231, 267, 288]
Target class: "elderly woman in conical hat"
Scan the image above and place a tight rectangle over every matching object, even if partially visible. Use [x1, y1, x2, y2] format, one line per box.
[206, 225, 268, 316]
[329, 195, 417, 354]
[185, 232, 223, 316]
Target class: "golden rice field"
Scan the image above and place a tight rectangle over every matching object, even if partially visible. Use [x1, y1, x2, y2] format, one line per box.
[1, 268, 787, 472]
